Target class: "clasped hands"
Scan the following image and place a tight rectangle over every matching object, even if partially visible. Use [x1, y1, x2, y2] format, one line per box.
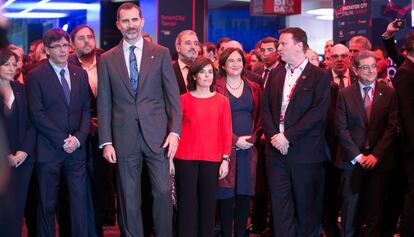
[63, 135, 79, 154]
[271, 133, 289, 155]
[357, 154, 378, 169]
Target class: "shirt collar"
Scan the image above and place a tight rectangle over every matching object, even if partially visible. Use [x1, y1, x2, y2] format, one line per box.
[177, 58, 189, 70]
[285, 58, 308, 73]
[49, 59, 69, 75]
[332, 69, 350, 78]
[358, 80, 376, 91]
[122, 37, 144, 53]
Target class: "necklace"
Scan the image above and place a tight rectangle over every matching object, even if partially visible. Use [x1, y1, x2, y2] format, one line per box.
[226, 79, 243, 90]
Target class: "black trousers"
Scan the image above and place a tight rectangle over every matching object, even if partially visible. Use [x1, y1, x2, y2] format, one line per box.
[341, 166, 387, 237]
[174, 159, 220, 237]
[401, 159, 414, 237]
[218, 195, 250, 237]
[266, 156, 325, 237]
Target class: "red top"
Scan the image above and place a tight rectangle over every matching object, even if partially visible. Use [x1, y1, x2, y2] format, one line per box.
[175, 92, 232, 162]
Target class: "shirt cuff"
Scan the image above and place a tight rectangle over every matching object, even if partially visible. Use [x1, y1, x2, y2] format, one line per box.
[73, 136, 80, 148]
[350, 154, 362, 165]
[99, 142, 112, 149]
[169, 132, 180, 140]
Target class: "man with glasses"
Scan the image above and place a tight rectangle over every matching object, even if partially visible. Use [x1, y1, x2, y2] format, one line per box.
[26, 28, 90, 237]
[329, 44, 358, 89]
[173, 30, 199, 94]
[335, 50, 398, 237]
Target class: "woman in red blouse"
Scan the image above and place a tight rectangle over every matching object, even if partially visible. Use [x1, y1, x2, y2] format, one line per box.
[173, 57, 232, 237]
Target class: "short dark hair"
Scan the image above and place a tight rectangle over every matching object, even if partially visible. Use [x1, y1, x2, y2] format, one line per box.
[216, 37, 231, 50]
[260, 36, 279, 49]
[372, 47, 388, 59]
[405, 31, 414, 53]
[117, 2, 142, 20]
[218, 47, 246, 75]
[0, 48, 18, 66]
[202, 42, 216, 54]
[43, 28, 70, 48]
[187, 57, 216, 91]
[279, 27, 309, 53]
[353, 50, 376, 67]
[70, 25, 95, 42]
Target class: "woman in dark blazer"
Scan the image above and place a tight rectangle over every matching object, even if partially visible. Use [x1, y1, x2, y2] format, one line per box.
[215, 47, 262, 237]
[0, 48, 35, 237]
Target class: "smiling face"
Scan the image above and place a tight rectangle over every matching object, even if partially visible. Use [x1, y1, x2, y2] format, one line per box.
[116, 7, 144, 44]
[355, 56, 378, 85]
[0, 56, 17, 82]
[223, 51, 243, 77]
[194, 63, 215, 89]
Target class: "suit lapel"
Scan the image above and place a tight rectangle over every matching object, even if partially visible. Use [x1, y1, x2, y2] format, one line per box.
[138, 40, 153, 93]
[68, 65, 79, 108]
[46, 62, 69, 108]
[288, 63, 311, 103]
[369, 82, 383, 126]
[350, 83, 368, 127]
[112, 42, 134, 97]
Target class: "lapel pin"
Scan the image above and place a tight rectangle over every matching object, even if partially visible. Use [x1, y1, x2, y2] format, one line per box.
[379, 92, 382, 96]
[301, 75, 306, 79]
[151, 56, 154, 59]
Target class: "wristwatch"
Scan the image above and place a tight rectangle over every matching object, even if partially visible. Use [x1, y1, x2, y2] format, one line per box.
[222, 157, 230, 162]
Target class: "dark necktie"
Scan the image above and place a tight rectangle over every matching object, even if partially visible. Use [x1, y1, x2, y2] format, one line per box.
[263, 68, 270, 88]
[338, 74, 345, 89]
[129, 46, 139, 95]
[59, 69, 70, 104]
[363, 86, 372, 123]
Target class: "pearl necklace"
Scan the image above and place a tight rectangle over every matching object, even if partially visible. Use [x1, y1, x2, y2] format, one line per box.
[226, 79, 243, 90]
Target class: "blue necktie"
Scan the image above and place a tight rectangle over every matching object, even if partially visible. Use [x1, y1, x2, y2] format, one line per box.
[129, 46, 139, 95]
[59, 69, 70, 104]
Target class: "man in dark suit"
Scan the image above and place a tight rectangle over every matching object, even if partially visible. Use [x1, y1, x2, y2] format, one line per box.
[67, 25, 113, 237]
[26, 28, 90, 237]
[335, 50, 399, 236]
[393, 31, 414, 237]
[97, 3, 182, 237]
[329, 44, 358, 88]
[261, 27, 330, 236]
[173, 30, 199, 95]
[258, 36, 280, 88]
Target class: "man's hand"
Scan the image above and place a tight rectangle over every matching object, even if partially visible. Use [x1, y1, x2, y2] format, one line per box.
[8, 151, 28, 167]
[163, 134, 179, 159]
[218, 159, 229, 180]
[236, 136, 254, 150]
[103, 144, 117, 163]
[383, 19, 400, 38]
[63, 135, 80, 154]
[364, 154, 378, 169]
[271, 133, 289, 155]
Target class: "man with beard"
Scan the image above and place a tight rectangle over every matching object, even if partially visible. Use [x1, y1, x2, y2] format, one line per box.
[259, 36, 280, 88]
[173, 30, 199, 94]
[97, 3, 181, 237]
[373, 47, 393, 88]
[67, 25, 114, 237]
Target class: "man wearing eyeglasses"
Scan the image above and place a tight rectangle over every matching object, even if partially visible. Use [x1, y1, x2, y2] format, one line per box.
[329, 44, 358, 89]
[335, 50, 399, 237]
[26, 28, 90, 237]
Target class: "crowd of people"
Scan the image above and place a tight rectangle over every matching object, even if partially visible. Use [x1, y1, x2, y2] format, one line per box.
[1, 2, 414, 237]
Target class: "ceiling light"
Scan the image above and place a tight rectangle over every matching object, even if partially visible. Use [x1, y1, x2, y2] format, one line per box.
[3, 2, 99, 10]
[20, 0, 50, 14]
[3, 12, 68, 18]
[0, 0, 16, 10]
[307, 8, 333, 15]
[316, 15, 334, 20]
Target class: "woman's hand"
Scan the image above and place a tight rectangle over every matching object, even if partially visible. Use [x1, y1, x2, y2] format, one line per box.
[218, 160, 229, 180]
[235, 136, 254, 150]
[169, 158, 175, 175]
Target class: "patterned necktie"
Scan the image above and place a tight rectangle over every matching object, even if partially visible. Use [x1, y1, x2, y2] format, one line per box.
[363, 86, 372, 123]
[338, 74, 345, 89]
[129, 46, 139, 95]
[59, 69, 70, 104]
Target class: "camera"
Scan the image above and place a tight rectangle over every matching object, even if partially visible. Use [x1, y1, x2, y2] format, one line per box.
[393, 18, 406, 29]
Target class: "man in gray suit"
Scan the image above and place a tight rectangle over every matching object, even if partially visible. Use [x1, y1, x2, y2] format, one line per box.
[97, 3, 182, 237]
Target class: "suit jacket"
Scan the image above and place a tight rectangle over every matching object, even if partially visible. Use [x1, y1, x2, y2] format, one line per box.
[382, 37, 404, 67]
[325, 81, 340, 161]
[335, 82, 399, 171]
[215, 76, 262, 191]
[98, 40, 182, 157]
[1, 81, 36, 157]
[26, 60, 91, 162]
[393, 58, 414, 158]
[261, 61, 331, 163]
[172, 61, 187, 95]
